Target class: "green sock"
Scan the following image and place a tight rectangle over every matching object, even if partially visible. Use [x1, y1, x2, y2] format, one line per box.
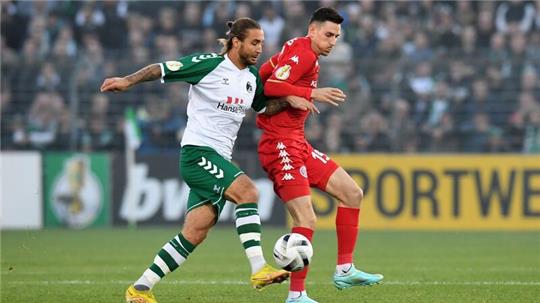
[135, 233, 195, 289]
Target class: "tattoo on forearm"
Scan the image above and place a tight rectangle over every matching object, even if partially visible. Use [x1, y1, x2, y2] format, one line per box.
[125, 64, 161, 85]
[264, 99, 288, 115]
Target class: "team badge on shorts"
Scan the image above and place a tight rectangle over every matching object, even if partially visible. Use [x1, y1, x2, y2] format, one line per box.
[300, 165, 308, 178]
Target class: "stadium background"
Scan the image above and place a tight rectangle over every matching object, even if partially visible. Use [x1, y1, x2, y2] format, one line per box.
[1, 1, 539, 302]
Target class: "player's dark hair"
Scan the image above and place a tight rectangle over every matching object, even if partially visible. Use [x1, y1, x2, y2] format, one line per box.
[218, 17, 261, 55]
[309, 7, 343, 25]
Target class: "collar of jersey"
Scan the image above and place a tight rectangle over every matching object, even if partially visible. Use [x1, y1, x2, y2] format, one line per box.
[224, 54, 249, 72]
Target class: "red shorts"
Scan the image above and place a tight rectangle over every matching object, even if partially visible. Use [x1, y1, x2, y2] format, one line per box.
[258, 136, 339, 202]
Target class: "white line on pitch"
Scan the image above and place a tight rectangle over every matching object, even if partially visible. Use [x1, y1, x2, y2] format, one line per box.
[4, 280, 540, 286]
[4, 267, 539, 275]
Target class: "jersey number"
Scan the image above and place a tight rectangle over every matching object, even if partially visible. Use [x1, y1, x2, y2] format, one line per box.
[286, 38, 298, 46]
[312, 149, 330, 164]
[192, 53, 218, 63]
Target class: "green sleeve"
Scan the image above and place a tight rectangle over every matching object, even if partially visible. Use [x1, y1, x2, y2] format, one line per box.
[160, 53, 224, 85]
[249, 67, 267, 113]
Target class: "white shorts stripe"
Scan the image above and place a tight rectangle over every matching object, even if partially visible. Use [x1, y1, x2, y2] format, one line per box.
[239, 232, 261, 243]
[235, 215, 260, 228]
[164, 243, 186, 265]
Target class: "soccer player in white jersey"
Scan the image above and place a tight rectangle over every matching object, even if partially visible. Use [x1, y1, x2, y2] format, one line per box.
[100, 18, 316, 303]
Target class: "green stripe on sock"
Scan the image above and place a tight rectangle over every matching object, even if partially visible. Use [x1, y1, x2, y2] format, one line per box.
[150, 264, 165, 278]
[236, 223, 261, 234]
[235, 203, 259, 218]
[242, 239, 260, 249]
[169, 238, 189, 258]
[236, 203, 258, 210]
[178, 234, 195, 253]
[236, 209, 258, 217]
[158, 249, 179, 272]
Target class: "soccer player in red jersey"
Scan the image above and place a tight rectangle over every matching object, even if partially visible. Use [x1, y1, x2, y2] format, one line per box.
[256, 7, 384, 303]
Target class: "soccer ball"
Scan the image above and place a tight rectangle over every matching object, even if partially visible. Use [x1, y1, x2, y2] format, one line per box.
[272, 233, 313, 272]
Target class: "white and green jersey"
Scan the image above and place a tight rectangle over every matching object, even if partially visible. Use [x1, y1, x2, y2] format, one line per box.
[159, 53, 267, 160]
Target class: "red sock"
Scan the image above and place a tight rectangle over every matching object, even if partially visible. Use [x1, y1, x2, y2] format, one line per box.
[336, 207, 360, 264]
[290, 226, 314, 292]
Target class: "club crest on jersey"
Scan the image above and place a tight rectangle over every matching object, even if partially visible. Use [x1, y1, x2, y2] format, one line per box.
[246, 81, 253, 93]
[275, 65, 292, 80]
[165, 61, 183, 71]
[300, 165, 307, 178]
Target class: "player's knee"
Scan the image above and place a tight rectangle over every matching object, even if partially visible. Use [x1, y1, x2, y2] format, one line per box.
[227, 176, 260, 203]
[344, 186, 363, 208]
[292, 213, 317, 229]
[245, 185, 260, 202]
[354, 187, 364, 205]
[236, 183, 259, 203]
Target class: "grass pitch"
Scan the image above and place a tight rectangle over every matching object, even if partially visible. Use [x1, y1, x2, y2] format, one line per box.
[1, 228, 539, 302]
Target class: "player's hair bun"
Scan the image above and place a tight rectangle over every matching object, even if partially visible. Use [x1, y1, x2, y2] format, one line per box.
[226, 21, 234, 36]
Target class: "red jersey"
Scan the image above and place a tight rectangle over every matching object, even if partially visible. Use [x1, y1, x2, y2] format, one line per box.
[256, 37, 320, 138]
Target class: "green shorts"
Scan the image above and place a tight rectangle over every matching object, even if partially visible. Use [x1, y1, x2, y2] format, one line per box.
[180, 145, 244, 217]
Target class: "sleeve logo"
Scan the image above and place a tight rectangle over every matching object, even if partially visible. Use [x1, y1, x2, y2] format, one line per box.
[165, 61, 183, 71]
[275, 65, 292, 80]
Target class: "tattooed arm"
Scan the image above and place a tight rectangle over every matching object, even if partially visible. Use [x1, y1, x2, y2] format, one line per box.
[262, 96, 320, 116]
[263, 99, 289, 116]
[100, 64, 161, 92]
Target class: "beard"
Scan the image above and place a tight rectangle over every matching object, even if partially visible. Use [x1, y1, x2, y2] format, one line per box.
[239, 55, 253, 66]
[239, 48, 258, 66]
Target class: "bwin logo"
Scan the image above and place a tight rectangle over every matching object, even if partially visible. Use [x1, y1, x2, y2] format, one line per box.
[119, 163, 278, 223]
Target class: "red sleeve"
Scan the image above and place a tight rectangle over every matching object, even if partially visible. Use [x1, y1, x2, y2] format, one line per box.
[263, 50, 315, 100]
[265, 80, 312, 100]
[259, 54, 279, 83]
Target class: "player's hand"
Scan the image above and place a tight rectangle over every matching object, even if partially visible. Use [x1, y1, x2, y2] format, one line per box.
[100, 77, 131, 92]
[285, 95, 320, 114]
[311, 87, 346, 106]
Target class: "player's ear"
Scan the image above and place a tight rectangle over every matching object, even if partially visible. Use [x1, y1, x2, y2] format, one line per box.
[232, 37, 241, 49]
[307, 23, 317, 37]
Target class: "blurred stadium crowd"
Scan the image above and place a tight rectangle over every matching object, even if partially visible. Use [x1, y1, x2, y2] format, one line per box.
[1, 0, 540, 154]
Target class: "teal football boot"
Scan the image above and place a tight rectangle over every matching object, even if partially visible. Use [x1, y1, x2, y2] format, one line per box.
[333, 265, 383, 290]
[285, 293, 318, 303]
